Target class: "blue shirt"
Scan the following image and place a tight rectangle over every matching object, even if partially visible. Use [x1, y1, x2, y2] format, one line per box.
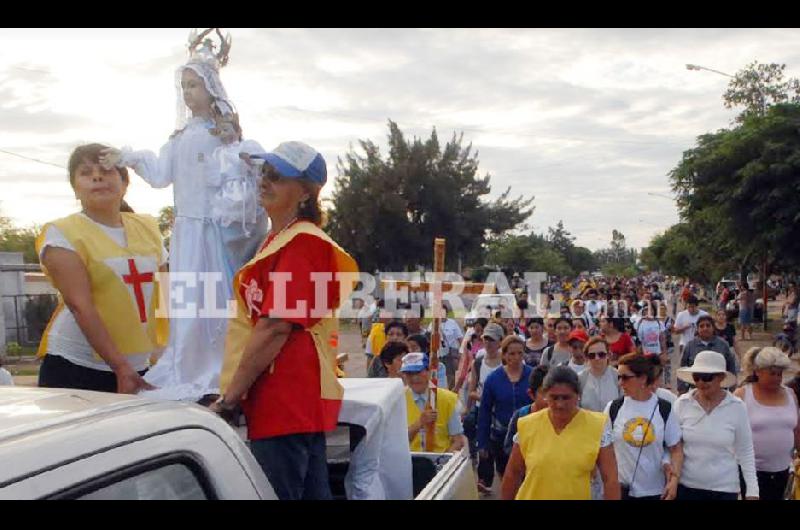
[477, 365, 533, 449]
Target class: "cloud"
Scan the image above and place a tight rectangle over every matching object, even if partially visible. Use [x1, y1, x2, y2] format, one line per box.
[3, 28, 800, 251]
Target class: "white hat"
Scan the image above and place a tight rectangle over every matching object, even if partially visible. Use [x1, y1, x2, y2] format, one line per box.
[677, 350, 737, 388]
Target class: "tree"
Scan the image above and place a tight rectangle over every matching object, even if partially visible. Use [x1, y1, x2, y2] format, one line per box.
[485, 233, 571, 277]
[670, 103, 800, 277]
[724, 61, 800, 123]
[569, 246, 597, 274]
[326, 120, 535, 272]
[0, 207, 38, 263]
[593, 229, 637, 271]
[547, 220, 575, 257]
[157, 206, 175, 251]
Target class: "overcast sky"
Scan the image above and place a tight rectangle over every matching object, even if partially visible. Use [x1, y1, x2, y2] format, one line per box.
[2, 28, 799, 250]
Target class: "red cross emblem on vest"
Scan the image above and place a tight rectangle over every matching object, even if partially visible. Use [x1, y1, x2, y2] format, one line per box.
[122, 258, 154, 323]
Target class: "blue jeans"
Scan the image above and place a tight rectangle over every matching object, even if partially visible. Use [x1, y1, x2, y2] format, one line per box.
[249, 432, 332, 500]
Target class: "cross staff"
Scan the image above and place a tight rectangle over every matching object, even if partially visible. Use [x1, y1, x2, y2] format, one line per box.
[382, 238, 495, 451]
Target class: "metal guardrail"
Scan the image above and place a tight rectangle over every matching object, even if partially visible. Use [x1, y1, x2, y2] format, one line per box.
[2, 293, 58, 347]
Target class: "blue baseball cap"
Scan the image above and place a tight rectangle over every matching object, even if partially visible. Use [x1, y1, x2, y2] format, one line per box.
[400, 352, 430, 373]
[250, 141, 327, 185]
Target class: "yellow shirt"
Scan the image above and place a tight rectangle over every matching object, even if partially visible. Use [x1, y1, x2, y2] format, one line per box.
[406, 386, 459, 453]
[367, 322, 386, 357]
[516, 408, 607, 500]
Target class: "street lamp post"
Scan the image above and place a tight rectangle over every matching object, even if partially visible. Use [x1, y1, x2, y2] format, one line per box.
[686, 63, 767, 116]
[685, 63, 733, 78]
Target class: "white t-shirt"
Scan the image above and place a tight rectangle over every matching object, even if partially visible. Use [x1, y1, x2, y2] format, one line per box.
[475, 356, 502, 407]
[674, 309, 709, 346]
[39, 215, 168, 373]
[655, 387, 677, 404]
[0, 367, 14, 386]
[604, 394, 682, 497]
[567, 359, 588, 375]
[636, 319, 665, 354]
[585, 300, 605, 319]
[428, 319, 464, 357]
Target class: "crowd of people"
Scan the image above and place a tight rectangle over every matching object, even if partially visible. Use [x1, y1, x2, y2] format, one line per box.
[362, 273, 800, 500]
[4, 28, 800, 501]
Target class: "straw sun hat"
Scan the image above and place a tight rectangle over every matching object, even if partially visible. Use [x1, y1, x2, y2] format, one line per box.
[677, 350, 737, 388]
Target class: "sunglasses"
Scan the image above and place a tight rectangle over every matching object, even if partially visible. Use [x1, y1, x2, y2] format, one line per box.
[587, 351, 607, 360]
[617, 374, 638, 381]
[691, 373, 718, 383]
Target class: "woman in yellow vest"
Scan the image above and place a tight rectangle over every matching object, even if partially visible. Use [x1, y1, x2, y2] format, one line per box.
[501, 366, 621, 500]
[211, 141, 358, 500]
[402, 352, 466, 453]
[36, 143, 168, 394]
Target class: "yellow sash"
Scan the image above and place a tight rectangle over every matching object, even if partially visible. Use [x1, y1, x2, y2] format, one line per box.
[35, 213, 168, 359]
[219, 221, 358, 399]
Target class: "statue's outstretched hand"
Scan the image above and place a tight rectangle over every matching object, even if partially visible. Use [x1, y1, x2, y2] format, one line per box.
[99, 147, 122, 170]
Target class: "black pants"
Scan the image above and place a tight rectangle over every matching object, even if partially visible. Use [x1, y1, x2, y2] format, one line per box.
[38, 354, 147, 393]
[462, 407, 479, 459]
[676, 484, 738, 500]
[478, 436, 508, 488]
[739, 467, 791, 500]
[621, 485, 661, 500]
[249, 432, 332, 500]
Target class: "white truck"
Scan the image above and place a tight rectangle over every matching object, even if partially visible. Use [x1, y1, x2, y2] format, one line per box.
[0, 379, 477, 500]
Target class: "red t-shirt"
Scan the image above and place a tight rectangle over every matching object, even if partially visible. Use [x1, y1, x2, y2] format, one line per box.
[238, 230, 343, 440]
[606, 332, 635, 362]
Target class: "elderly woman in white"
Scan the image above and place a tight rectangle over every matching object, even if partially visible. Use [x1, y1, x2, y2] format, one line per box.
[674, 350, 759, 500]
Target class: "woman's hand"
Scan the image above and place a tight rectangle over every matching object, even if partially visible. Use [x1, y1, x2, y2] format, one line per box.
[99, 147, 122, 170]
[661, 475, 679, 500]
[115, 366, 155, 394]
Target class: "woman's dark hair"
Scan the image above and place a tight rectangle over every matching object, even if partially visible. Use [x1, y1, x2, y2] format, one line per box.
[380, 341, 409, 368]
[602, 316, 626, 333]
[645, 353, 663, 379]
[407, 333, 429, 354]
[529, 365, 550, 395]
[297, 183, 324, 225]
[542, 365, 581, 395]
[553, 317, 573, 330]
[68, 144, 133, 213]
[384, 320, 409, 338]
[618, 353, 656, 384]
[68, 144, 132, 213]
[696, 315, 714, 327]
[526, 317, 545, 327]
[68, 143, 129, 188]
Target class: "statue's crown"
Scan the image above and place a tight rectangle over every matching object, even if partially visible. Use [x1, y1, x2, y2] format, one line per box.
[187, 28, 231, 70]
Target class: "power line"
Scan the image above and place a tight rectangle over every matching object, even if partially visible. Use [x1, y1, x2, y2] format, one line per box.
[0, 149, 64, 169]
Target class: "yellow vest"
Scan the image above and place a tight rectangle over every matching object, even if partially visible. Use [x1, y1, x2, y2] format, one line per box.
[36, 213, 168, 360]
[515, 408, 607, 500]
[406, 386, 459, 453]
[368, 322, 386, 357]
[219, 221, 358, 399]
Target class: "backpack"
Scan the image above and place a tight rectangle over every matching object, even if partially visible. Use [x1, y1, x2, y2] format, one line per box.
[608, 396, 671, 427]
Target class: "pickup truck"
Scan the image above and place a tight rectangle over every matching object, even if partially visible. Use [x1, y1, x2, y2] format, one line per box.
[0, 378, 477, 500]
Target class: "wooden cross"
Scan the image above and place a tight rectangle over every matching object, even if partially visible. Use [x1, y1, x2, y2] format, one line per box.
[382, 238, 495, 451]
